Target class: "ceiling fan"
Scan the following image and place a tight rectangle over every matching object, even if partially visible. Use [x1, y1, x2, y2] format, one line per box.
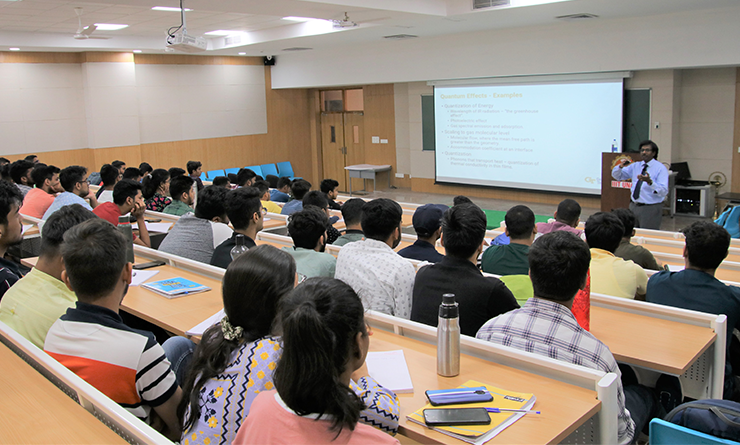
[73, 7, 109, 40]
[332, 12, 390, 29]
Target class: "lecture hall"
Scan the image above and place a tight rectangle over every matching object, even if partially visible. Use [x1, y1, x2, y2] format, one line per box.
[1, 0, 740, 444]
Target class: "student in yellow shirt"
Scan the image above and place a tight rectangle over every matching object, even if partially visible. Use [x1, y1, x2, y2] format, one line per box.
[0, 204, 96, 348]
[254, 180, 283, 214]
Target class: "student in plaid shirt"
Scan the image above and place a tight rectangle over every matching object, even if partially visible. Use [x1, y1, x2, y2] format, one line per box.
[477, 231, 661, 444]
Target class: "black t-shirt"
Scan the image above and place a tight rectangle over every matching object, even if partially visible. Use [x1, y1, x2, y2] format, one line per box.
[411, 256, 519, 336]
[0, 257, 29, 301]
[210, 233, 257, 269]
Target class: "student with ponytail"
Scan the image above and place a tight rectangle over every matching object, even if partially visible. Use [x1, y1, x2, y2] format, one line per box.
[142, 168, 171, 212]
[233, 277, 400, 444]
[178, 245, 295, 445]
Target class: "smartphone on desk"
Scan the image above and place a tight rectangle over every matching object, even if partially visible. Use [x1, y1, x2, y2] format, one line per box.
[423, 408, 491, 426]
[426, 387, 493, 406]
[133, 260, 166, 270]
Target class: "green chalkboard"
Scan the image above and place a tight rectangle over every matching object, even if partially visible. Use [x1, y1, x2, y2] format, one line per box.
[422, 95, 435, 151]
[623, 89, 651, 153]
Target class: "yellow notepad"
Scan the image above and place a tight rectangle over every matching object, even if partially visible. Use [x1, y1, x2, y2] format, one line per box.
[407, 380, 536, 444]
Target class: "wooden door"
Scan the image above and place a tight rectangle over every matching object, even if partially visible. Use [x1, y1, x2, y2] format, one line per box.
[344, 112, 365, 192]
[320, 113, 347, 191]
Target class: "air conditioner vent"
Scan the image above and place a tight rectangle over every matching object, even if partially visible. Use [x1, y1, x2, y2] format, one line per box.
[383, 34, 418, 40]
[282, 47, 313, 52]
[473, 0, 510, 10]
[555, 13, 599, 20]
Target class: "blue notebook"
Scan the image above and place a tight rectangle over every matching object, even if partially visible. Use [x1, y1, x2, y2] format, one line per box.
[141, 277, 210, 299]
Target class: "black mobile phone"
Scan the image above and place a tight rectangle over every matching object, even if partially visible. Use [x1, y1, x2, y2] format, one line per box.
[133, 260, 166, 270]
[145, 218, 162, 223]
[422, 408, 491, 426]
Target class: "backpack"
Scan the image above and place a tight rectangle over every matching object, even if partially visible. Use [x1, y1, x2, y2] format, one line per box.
[664, 399, 740, 442]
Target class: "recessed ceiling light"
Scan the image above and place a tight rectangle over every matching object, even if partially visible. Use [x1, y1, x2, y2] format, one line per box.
[238, 52, 246, 55]
[94, 24, 129, 31]
[282, 17, 311, 22]
[205, 30, 244, 36]
[152, 6, 192, 12]
[133, 50, 142, 53]
[9, 48, 20, 51]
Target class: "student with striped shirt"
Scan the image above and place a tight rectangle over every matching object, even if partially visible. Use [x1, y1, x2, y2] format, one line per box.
[44, 219, 185, 440]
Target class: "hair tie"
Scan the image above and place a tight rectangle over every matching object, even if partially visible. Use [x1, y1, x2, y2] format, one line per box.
[220, 315, 243, 341]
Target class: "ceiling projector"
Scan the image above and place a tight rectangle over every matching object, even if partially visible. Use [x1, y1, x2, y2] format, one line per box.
[166, 31, 207, 53]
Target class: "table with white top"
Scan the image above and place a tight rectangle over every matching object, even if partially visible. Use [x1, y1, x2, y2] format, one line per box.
[345, 164, 392, 195]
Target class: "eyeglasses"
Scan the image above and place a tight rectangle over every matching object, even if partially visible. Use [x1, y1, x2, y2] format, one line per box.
[261, 208, 267, 215]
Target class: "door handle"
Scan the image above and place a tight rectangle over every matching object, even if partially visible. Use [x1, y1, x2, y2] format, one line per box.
[341, 147, 347, 155]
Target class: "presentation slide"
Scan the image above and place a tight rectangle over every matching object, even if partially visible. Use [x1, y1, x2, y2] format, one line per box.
[434, 80, 623, 195]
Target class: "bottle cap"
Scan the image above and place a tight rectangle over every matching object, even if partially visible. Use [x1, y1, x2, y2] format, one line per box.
[442, 293, 456, 305]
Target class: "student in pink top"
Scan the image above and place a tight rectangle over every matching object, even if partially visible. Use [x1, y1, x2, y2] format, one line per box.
[233, 277, 400, 445]
[535, 198, 583, 238]
[20, 165, 62, 218]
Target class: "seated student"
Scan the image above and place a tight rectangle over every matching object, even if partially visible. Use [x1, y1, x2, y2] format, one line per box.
[281, 179, 312, 216]
[139, 162, 153, 176]
[96, 164, 119, 203]
[536, 198, 583, 238]
[647, 221, 740, 400]
[283, 207, 336, 278]
[412, 203, 518, 336]
[168, 167, 186, 178]
[210, 187, 262, 269]
[111, 160, 126, 177]
[453, 195, 473, 206]
[0, 205, 95, 348]
[43, 165, 98, 219]
[21, 164, 62, 219]
[44, 219, 186, 440]
[10, 159, 34, 197]
[212, 176, 231, 189]
[320, 178, 342, 210]
[186, 160, 204, 191]
[253, 179, 282, 214]
[481, 205, 536, 275]
[477, 231, 662, 444]
[585, 212, 648, 300]
[270, 176, 292, 203]
[398, 204, 447, 263]
[612, 208, 661, 271]
[0, 181, 27, 300]
[159, 186, 233, 264]
[142, 169, 171, 212]
[302, 190, 341, 243]
[162, 175, 195, 216]
[333, 198, 365, 246]
[24, 154, 39, 164]
[184, 250, 399, 444]
[92, 179, 151, 247]
[265, 174, 279, 188]
[233, 277, 400, 445]
[236, 168, 257, 188]
[122, 167, 142, 182]
[335, 198, 415, 319]
[0, 158, 10, 182]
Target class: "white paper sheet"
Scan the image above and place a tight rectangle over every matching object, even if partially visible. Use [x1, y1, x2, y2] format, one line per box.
[130, 270, 160, 286]
[186, 309, 225, 336]
[366, 350, 414, 394]
[145, 222, 173, 233]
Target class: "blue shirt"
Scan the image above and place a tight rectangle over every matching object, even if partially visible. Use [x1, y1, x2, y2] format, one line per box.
[611, 158, 668, 205]
[42, 192, 92, 220]
[270, 189, 290, 203]
[280, 200, 303, 215]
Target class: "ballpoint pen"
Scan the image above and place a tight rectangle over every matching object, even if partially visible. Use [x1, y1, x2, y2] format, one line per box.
[486, 408, 541, 414]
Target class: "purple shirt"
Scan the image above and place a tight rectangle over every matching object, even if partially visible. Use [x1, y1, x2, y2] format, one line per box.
[536, 221, 583, 237]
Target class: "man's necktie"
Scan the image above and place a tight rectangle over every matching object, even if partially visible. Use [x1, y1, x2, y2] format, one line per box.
[633, 163, 648, 200]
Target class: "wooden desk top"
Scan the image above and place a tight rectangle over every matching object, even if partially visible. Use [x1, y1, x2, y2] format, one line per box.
[590, 306, 716, 375]
[262, 216, 287, 230]
[371, 330, 600, 444]
[0, 342, 126, 444]
[121, 258, 223, 337]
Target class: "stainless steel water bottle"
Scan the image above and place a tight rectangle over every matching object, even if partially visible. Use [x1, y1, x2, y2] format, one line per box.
[437, 293, 460, 377]
[118, 215, 134, 263]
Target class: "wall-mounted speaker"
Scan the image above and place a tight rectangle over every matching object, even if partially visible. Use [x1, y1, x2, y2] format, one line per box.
[263, 56, 276, 66]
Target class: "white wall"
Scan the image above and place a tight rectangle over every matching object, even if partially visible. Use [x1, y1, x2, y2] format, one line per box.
[0, 63, 87, 154]
[0, 61, 268, 155]
[675, 68, 736, 187]
[272, 5, 740, 90]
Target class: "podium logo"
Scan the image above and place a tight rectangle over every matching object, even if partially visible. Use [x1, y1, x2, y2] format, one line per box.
[584, 177, 600, 184]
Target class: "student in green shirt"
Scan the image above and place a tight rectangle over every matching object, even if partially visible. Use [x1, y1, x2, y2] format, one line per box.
[481, 205, 536, 276]
[162, 175, 195, 216]
[282, 206, 336, 278]
[333, 198, 366, 247]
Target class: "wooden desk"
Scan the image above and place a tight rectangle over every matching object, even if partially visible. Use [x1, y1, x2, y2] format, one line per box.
[0, 342, 126, 444]
[590, 306, 716, 375]
[371, 330, 600, 444]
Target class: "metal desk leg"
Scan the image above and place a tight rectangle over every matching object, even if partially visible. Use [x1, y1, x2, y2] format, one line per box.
[349, 174, 353, 196]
